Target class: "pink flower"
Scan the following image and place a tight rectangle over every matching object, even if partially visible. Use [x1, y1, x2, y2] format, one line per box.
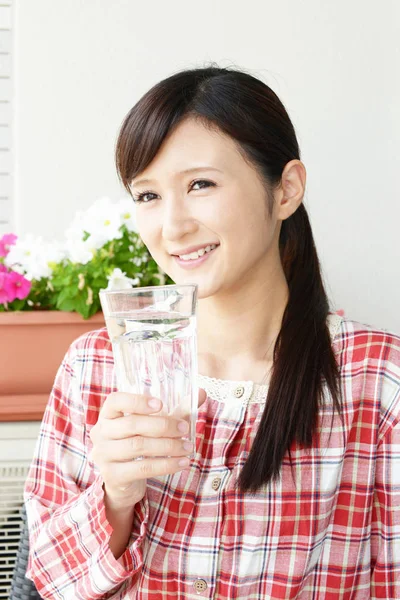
[0, 263, 7, 273]
[0, 233, 18, 258]
[0, 271, 13, 304]
[6, 270, 32, 301]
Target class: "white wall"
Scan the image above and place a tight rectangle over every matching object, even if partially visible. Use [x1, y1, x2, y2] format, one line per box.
[11, 0, 400, 333]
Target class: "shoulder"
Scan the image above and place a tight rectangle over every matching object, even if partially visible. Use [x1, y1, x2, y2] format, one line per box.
[63, 326, 116, 424]
[63, 325, 114, 379]
[333, 313, 400, 369]
[333, 314, 400, 437]
[67, 323, 114, 372]
[68, 325, 113, 356]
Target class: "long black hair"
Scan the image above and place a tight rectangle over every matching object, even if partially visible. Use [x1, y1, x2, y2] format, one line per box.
[115, 65, 342, 493]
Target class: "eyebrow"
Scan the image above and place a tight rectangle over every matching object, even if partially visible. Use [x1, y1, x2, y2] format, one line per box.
[131, 166, 223, 187]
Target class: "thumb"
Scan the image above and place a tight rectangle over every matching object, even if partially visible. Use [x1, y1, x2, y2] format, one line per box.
[198, 387, 207, 408]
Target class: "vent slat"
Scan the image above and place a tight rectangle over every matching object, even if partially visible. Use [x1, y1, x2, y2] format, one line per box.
[0, 459, 31, 597]
[0, 531, 22, 540]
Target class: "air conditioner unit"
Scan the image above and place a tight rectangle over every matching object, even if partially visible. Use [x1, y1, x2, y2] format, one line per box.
[0, 422, 41, 599]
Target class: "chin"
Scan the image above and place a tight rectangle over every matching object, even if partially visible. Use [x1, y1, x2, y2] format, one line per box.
[166, 270, 215, 298]
[164, 255, 224, 298]
[187, 279, 221, 301]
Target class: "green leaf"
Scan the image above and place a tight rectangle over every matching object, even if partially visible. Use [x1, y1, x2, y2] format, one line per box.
[56, 286, 76, 307]
[56, 298, 76, 312]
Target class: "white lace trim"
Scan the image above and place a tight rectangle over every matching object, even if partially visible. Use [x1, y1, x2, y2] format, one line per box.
[197, 374, 269, 404]
[197, 312, 343, 405]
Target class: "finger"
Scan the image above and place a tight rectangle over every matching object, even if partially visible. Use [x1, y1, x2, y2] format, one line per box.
[96, 436, 194, 462]
[198, 388, 207, 408]
[110, 455, 191, 485]
[103, 413, 190, 440]
[101, 392, 162, 419]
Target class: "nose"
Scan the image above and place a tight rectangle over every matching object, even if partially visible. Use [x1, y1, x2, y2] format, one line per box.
[161, 197, 198, 242]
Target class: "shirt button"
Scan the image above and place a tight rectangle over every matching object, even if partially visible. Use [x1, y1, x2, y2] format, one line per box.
[211, 476, 222, 491]
[193, 578, 208, 593]
[234, 385, 245, 398]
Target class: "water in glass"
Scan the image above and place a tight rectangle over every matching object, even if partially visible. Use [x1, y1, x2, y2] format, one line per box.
[106, 310, 198, 445]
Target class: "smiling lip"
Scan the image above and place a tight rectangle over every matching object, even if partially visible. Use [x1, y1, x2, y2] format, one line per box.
[173, 245, 219, 269]
[170, 243, 220, 257]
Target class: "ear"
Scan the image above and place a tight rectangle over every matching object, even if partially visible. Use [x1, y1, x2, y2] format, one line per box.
[275, 160, 306, 221]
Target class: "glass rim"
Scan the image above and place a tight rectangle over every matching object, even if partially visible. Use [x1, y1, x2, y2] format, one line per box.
[99, 283, 198, 296]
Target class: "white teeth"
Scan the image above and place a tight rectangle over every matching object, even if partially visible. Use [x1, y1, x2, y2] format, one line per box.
[179, 243, 217, 261]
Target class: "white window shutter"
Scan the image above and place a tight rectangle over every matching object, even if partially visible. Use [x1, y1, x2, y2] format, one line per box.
[0, 0, 13, 235]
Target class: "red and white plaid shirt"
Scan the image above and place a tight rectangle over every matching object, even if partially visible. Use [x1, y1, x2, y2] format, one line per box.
[24, 312, 400, 599]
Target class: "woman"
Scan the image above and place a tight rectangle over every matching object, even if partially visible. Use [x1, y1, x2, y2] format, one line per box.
[24, 66, 400, 599]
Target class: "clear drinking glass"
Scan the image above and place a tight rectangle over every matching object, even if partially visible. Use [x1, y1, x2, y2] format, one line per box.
[99, 284, 198, 448]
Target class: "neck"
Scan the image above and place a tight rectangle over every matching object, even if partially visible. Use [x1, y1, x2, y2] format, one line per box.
[197, 266, 289, 383]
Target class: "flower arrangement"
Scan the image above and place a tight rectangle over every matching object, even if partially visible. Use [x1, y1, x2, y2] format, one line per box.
[0, 197, 172, 319]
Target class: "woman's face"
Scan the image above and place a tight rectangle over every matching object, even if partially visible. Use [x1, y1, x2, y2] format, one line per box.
[130, 118, 283, 299]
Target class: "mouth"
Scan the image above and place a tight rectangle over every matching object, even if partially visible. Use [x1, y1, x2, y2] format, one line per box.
[172, 244, 220, 269]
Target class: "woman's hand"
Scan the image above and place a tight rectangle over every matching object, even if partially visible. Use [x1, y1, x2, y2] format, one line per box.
[89, 389, 206, 510]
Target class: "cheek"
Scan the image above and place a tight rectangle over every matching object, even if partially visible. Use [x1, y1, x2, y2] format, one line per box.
[136, 213, 171, 271]
[212, 203, 239, 238]
[136, 211, 157, 248]
[225, 209, 270, 261]
[218, 201, 260, 244]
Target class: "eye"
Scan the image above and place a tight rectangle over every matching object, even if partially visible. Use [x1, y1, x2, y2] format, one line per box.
[132, 190, 158, 204]
[132, 179, 216, 204]
[190, 179, 216, 191]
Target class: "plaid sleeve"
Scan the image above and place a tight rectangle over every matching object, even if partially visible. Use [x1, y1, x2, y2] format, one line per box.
[24, 339, 149, 600]
[370, 366, 400, 598]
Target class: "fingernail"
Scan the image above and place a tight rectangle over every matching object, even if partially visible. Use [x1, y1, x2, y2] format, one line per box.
[183, 441, 194, 452]
[148, 398, 161, 410]
[178, 457, 190, 467]
[178, 420, 189, 433]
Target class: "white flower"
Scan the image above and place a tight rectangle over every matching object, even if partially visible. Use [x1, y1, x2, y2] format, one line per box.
[65, 210, 87, 242]
[65, 239, 93, 265]
[105, 268, 140, 291]
[9, 263, 25, 275]
[5, 236, 66, 280]
[46, 241, 67, 265]
[84, 197, 124, 245]
[117, 197, 137, 232]
[65, 197, 124, 250]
